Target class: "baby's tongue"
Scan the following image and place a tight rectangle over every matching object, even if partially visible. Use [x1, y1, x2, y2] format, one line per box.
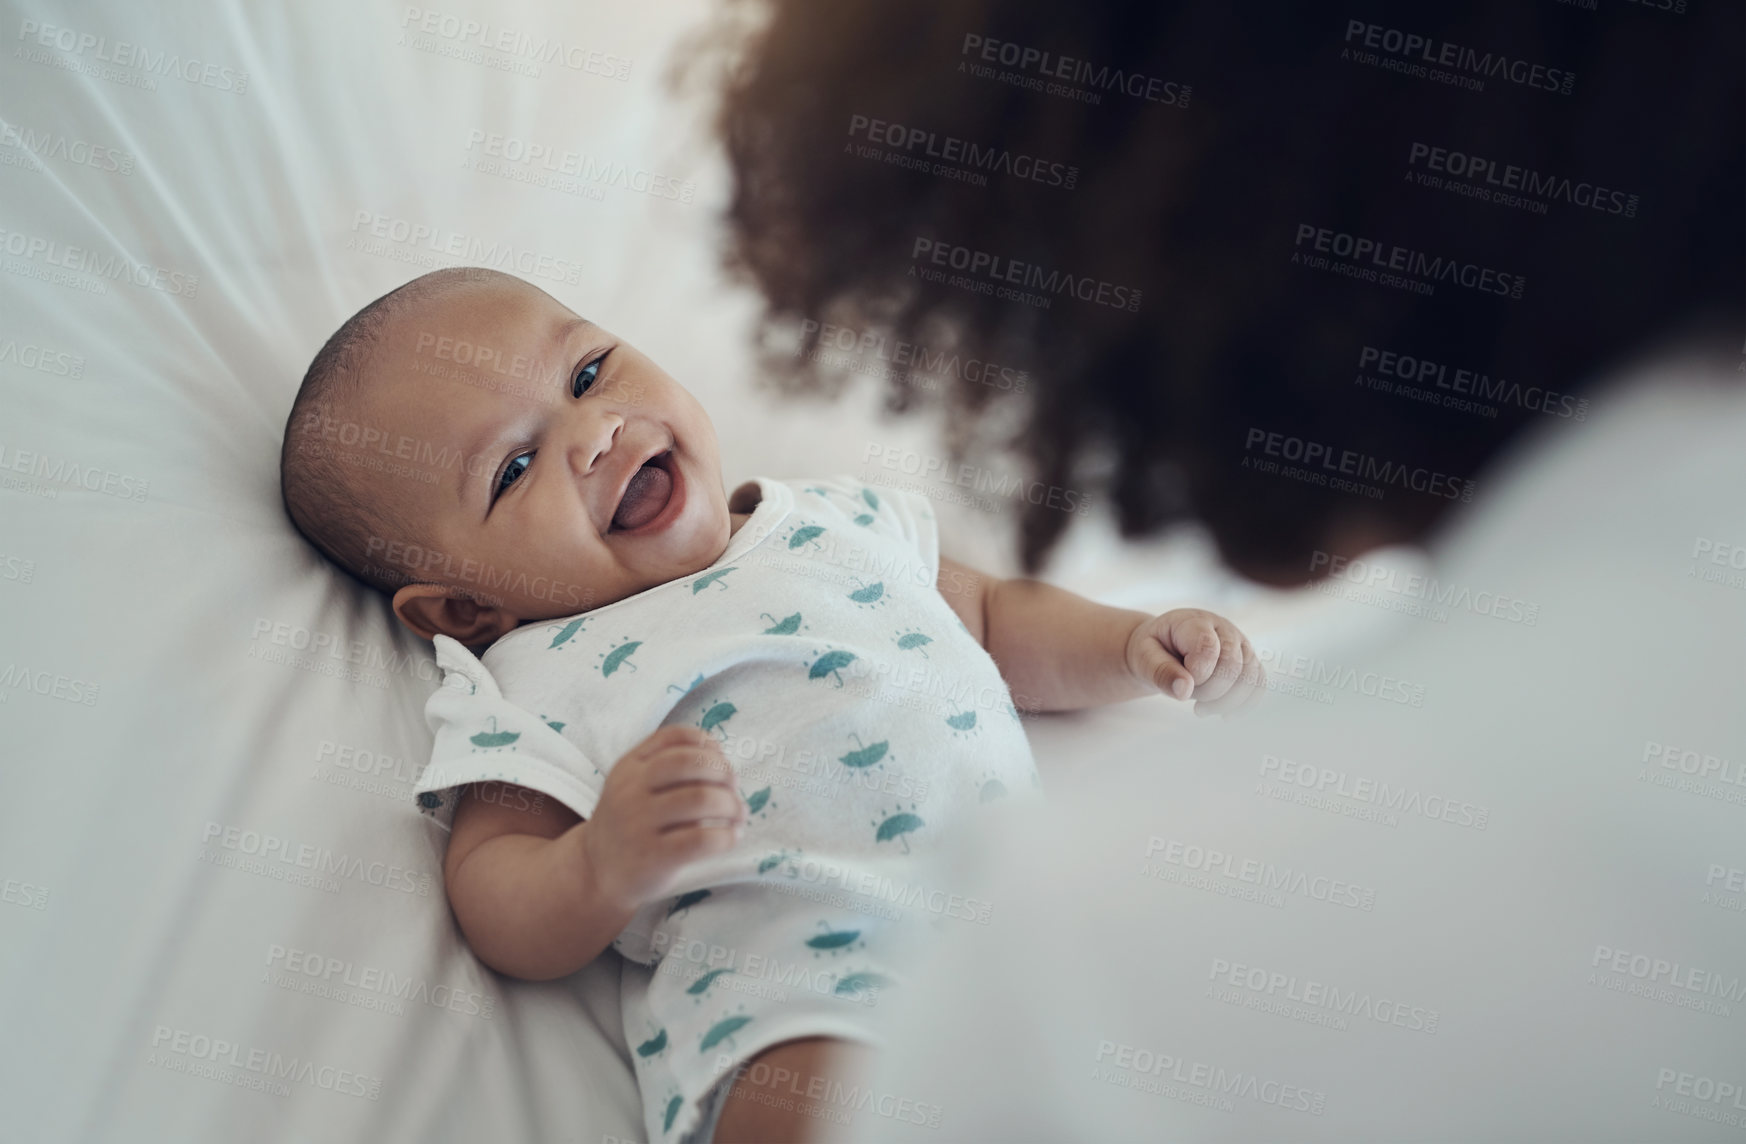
[612, 463, 672, 530]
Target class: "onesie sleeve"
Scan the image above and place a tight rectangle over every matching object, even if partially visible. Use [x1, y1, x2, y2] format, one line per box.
[820, 472, 940, 583]
[411, 634, 607, 835]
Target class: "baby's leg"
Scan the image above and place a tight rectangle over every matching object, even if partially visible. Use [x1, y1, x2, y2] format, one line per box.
[710, 1037, 875, 1143]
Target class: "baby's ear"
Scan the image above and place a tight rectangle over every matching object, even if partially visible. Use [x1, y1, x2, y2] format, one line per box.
[392, 583, 520, 645]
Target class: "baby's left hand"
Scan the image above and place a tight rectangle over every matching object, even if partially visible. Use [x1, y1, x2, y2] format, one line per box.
[1125, 609, 1265, 716]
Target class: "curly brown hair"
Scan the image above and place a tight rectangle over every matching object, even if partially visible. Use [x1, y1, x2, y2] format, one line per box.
[707, 0, 1742, 581]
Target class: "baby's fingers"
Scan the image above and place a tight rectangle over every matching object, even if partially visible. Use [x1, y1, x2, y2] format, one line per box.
[1132, 636, 1196, 700]
[656, 821, 744, 865]
[1195, 644, 1266, 718]
[641, 739, 738, 793]
[651, 784, 747, 833]
[1171, 613, 1225, 685]
[1187, 621, 1249, 702]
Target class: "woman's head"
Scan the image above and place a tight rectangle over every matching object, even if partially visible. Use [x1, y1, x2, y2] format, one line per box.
[709, 0, 1742, 582]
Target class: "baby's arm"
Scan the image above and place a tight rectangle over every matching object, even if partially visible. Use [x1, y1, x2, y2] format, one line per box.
[442, 725, 745, 981]
[937, 556, 1263, 715]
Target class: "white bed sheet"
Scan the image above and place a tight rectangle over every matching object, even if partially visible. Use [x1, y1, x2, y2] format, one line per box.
[0, 3, 1353, 1140]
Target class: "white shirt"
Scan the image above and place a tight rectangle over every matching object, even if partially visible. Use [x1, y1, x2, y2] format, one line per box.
[411, 473, 1039, 966]
[842, 368, 1746, 1143]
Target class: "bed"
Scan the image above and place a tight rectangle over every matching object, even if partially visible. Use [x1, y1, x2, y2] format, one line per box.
[0, 2, 1358, 1139]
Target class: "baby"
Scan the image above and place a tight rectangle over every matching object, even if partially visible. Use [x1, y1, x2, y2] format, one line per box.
[279, 267, 1263, 1144]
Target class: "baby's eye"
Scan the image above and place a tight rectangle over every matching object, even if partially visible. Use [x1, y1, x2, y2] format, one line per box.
[572, 354, 605, 398]
[495, 451, 533, 499]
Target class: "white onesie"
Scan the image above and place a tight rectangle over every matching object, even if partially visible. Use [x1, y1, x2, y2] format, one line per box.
[411, 474, 1039, 1143]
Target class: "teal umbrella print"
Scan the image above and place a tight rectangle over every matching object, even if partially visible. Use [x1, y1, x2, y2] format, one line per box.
[598, 638, 641, 677]
[787, 525, 826, 550]
[873, 803, 925, 853]
[546, 616, 587, 650]
[685, 967, 732, 997]
[699, 1012, 752, 1053]
[667, 888, 711, 919]
[838, 734, 889, 770]
[895, 629, 933, 656]
[834, 970, 890, 1001]
[662, 1092, 684, 1134]
[469, 717, 519, 750]
[635, 1028, 668, 1058]
[808, 650, 855, 687]
[698, 701, 737, 737]
[806, 921, 862, 955]
[691, 567, 735, 593]
[760, 611, 803, 635]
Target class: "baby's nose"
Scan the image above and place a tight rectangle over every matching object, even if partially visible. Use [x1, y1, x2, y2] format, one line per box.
[571, 413, 624, 476]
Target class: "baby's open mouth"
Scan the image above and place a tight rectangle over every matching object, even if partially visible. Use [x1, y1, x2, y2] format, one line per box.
[611, 450, 675, 532]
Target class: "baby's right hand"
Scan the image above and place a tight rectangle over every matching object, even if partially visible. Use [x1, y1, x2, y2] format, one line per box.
[582, 725, 746, 912]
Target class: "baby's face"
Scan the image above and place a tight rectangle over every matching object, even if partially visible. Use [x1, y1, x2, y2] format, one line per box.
[353, 277, 732, 631]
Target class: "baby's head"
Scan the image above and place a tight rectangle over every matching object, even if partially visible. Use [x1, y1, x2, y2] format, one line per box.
[281, 268, 735, 645]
